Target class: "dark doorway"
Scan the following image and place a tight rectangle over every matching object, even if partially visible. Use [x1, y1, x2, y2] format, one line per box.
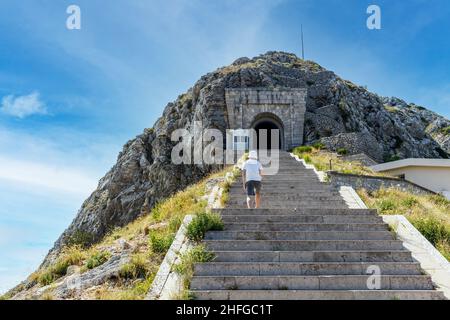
[254, 120, 282, 150]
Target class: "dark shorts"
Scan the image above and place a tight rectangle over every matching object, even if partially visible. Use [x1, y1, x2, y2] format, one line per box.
[245, 180, 261, 196]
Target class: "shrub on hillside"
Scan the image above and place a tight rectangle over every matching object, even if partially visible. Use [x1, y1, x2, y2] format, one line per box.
[186, 212, 224, 242]
[149, 232, 175, 254]
[37, 246, 85, 285]
[337, 148, 348, 156]
[312, 142, 325, 150]
[294, 146, 313, 154]
[411, 217, 450, 248]
[119, 254, 150, 279]
[84, 251, 111, 270]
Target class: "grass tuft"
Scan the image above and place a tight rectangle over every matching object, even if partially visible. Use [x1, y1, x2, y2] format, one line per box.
[119, 253, 151, 279]
[37, 246, 86, 285]
[186, 212, 224, 242]
[173, 245, 215, 299]
[84, 251, 111, 270]
[358, 188, 450, 260]
[149, 232, 175, 254]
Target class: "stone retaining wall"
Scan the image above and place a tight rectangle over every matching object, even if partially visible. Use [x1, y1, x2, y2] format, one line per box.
[327, 171, 434, 195]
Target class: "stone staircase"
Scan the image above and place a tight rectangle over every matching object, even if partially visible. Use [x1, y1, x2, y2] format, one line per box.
[190, 151, 445, 300]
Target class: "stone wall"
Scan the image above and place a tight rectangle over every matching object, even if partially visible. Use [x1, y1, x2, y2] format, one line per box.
[340, 153, 379, 166]
[321, 132, 384, 162]
[327, 171, 434, 195]
[225, 87, 307, 149]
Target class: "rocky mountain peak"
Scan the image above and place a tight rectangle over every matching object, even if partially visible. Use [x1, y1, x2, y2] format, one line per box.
[40, 51, 449, 267]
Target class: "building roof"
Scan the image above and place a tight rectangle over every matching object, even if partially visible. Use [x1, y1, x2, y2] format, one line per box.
[371, 158, 450, 172]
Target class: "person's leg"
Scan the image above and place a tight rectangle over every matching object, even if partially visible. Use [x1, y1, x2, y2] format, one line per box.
[254, 181, 262, 209]
[255, 192, 261, 209]
[245, 181, 254, 209]
[246, 196, 252, 209]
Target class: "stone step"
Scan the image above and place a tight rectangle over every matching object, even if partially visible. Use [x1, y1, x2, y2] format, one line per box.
[228, 189, 340, 196]
[226, 205, 351, 210]
[262, 172, 321, 176]
[228, 191, 344, 202]
[223, 223, 388, 232]
[214, 208, 378, 215]
[233, 180, 331, 185]
[205, 231, 394, 241]
[221, 215, 383, 223]
[225, 200, 348, 207]
[194, 262, 422, 276]
[191, 290, 446, 300]
[236, 181, 331, 187]
[190, 275, 435, 290]
[228, 188, 337, 194]
[213, 250, 413, 262]
[204, 240, 404, 251]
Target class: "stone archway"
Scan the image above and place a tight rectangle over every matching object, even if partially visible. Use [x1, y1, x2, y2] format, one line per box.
[251, 113, 284, 150]
[225, 88, 307, 150]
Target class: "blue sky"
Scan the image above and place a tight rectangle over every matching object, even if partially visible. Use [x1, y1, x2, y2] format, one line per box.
[0, 0, 449, 293]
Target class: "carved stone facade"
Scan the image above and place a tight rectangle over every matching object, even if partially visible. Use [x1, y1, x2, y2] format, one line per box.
[225, 87, 307, 150]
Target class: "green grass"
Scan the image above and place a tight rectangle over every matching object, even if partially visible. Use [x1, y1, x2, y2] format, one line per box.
[35, 246, 86, 285]
[439, 126, 450, 135]
[358, 188, 450, 260]
[84, 251, 111, 270]
[66, 230, 95, 248]
[292, 147, 383, 176]
[293, 146, 313, 154]
[149, 231, 175, 254]
[119, 253, 152, 279]
[186, 212, 224, 242]
[337, 148, 348, 156]
[312, 142, 325, 150]
[173, 245, 215, 299]
[13, 166, 236, 299]
[384, 105, 400, 113]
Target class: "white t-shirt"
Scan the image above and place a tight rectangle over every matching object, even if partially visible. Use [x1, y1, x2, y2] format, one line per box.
[243, 159, 262, 182]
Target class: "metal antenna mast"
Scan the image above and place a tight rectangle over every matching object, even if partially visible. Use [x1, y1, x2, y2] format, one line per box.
[301, 24, 305, 60]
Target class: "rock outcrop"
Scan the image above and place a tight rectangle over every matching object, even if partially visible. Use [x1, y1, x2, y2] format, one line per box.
[41, 51, 450, 268]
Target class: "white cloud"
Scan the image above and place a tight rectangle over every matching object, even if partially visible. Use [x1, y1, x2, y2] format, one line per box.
[0, 155, 97, 196]
[1, 91, 47, 118]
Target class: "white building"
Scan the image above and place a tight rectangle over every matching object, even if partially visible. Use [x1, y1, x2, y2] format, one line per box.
[371, 159, 450, 200]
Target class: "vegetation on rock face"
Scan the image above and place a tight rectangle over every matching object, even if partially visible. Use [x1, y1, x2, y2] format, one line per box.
[186, 212, 224, 242]
[6, 167, 232, 300]
[440, 126, 450, 135]
[33, 246, 87, 285]
[337, 148, 348, 156]
[173, 245, 215, 300]
[83, 251, 111, 271]
[358, 188, 450, 260]
[292, 146, 383, 176]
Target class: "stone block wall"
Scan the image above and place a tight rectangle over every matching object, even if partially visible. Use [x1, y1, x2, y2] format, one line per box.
[327, 171, 434, 195]
[225, 88, 307, 150]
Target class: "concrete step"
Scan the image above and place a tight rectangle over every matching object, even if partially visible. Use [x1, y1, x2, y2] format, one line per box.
[227, 194, 345, 201]
[191, 275, 434, 290]
[234, 181, 338, 193]
[228, 189, 340, 196]
[228, 188, 336, 194]
[221, 215, 383, 224]
[223, 223, 388, 232]
[225, 200, 348, 207]
[213, 250, 413, 262]
[214, 208, 378, 215]
[194, 262, 422, 276]
[204, 240, 404, 251]
[191, 290, 446, 300]
[205, 231, 394, 241]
